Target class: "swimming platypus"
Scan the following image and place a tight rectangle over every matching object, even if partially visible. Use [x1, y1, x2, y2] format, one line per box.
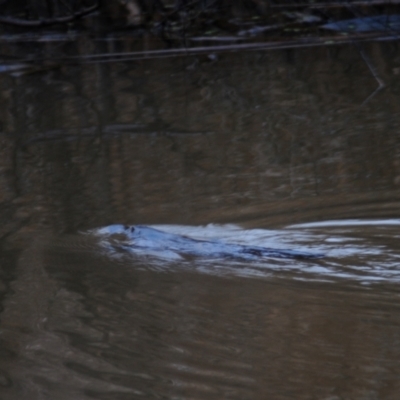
[94, 224, 323, 260]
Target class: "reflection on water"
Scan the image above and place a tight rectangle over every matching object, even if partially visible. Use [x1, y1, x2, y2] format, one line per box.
[1, 42, 400, 239]
[1, 40, 400, 399]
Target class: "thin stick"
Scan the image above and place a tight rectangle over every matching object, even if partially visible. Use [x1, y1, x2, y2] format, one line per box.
[328, 41, 387, 136]
[56, 33, 394, 64]
[356, 43, 386, 106]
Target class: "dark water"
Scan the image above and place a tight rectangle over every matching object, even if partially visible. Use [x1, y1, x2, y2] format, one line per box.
[1, 40, 400, 399]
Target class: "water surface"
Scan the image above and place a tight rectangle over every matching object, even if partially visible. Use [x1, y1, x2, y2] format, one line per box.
[1, 40, 400, 399]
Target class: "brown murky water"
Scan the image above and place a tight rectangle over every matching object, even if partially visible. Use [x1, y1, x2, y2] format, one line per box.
[1, 40, 400, 399]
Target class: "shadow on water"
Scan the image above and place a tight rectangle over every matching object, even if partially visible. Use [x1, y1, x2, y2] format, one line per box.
[1, 39, 400, 399]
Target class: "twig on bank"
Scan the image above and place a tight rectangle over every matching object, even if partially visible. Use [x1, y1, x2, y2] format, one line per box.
[0, 3, 98, 27]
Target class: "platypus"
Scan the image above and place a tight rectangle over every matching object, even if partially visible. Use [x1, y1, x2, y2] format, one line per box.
[94, 224, 324, 260]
